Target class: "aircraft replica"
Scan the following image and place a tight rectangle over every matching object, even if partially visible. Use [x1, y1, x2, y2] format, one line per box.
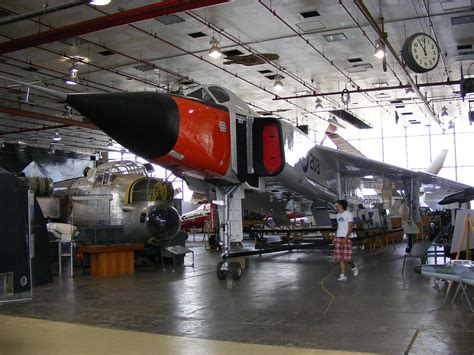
[5, 77, 470, 280]
[181, 203, 211, 231]
[52, 160, 181, 246]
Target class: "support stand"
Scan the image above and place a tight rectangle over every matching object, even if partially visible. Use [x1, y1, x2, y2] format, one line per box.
[443, 213, 473, 310]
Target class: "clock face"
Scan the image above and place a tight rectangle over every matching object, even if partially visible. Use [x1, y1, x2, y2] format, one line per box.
[410, 34, 439, 70]
[402, 33, 440, 73]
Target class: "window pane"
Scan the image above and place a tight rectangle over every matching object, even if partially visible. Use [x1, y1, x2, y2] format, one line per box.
[407, 135, 430, 170]
[457, 167, 474, 185]
[454, 132, 474, 167]
[437, 167, 456, 181]
[359, 138, 383, 162]
[384, 137, 407, 167]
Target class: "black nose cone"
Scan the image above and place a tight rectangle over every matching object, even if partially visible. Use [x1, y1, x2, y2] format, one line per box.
[66, 92, 179, 159]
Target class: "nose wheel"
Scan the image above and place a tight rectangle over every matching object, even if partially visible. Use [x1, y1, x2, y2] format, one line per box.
[216, 261, 242, 280]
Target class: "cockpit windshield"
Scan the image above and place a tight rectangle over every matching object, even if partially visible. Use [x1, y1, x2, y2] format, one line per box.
[208, 86, 230, 103]
[186, 88, 216, 104]
[88, 161, 148, 185]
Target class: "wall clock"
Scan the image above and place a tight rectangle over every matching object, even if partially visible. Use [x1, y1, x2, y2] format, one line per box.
[402, 33, 440, 73]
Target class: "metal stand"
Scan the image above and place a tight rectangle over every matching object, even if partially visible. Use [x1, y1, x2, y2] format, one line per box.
[161, 245, 194, 271]
[58, 241, 73, 277]
[451, 282, 473, 312]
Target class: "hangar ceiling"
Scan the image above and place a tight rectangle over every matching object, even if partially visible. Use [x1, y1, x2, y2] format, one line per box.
[0, 0, 472, 155]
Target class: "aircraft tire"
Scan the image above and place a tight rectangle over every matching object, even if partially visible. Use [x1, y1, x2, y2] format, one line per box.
[230, 262, 242, 280]
[217, 261, 227, 280]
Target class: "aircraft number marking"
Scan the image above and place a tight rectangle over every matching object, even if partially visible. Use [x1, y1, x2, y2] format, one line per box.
[308, 153, 320, 174]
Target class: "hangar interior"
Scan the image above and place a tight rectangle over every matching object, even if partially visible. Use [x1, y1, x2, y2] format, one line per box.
[0, 0, 473, 354]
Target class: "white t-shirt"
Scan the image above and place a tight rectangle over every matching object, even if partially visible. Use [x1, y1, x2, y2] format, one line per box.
[336, 210, 353, 238]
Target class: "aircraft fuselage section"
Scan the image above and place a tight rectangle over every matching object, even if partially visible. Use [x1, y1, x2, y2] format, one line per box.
[152, 96, 232, 180]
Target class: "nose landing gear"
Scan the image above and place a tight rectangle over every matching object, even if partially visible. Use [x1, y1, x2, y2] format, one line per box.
[216, 260, 242, 280]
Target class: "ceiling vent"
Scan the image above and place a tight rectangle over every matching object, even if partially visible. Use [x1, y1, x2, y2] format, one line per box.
[98, 50, 115, 56]
[455, 51, 474, 61]
[134, 64, 155, 72]
[265, 74, 285, 80]
[348, 57, 363, 63]
[451, 15, 474, 26]
[300, 10, 320, 18]
[155, 14, 185, 25]
[457, 44, 472, 51]
[401, 112, 413, 115]
[323, 33, 348, 42]
[441, 0, 472, 11]
[59, 37, 87, 47]
[346, 63, 373, 73]
[258, 69, 273, 74]
[372, 81, 389, 88]
[296, 20, 325, 33]
[188, 31, 207, 38]
[390, 100, 404, 104]
[221, 49, 244, 57]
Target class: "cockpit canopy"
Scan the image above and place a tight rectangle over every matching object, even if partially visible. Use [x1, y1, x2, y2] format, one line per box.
[87, 161, 148, 185]
[185, 84, 256, 116]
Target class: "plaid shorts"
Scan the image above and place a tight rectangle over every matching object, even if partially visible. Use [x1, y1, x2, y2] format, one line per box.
[333, 238, 352, 261]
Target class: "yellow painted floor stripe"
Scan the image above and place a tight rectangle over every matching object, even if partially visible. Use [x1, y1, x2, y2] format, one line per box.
[0, 315, 373, 355]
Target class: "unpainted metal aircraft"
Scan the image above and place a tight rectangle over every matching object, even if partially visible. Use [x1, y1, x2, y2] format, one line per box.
[5, 77, 470, 280]
[53, 160, 181, 246]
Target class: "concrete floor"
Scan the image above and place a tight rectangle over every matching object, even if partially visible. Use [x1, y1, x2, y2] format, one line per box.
[1, 239, 473, 354]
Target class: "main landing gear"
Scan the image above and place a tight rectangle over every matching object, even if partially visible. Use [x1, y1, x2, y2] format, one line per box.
[216, 260, 242, 280]
[215, 184, 242, 281]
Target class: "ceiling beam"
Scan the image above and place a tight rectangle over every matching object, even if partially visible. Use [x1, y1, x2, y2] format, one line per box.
[0, 106, 97, 129]
[0, 0, 88, 26]
[273, 80, 461, 100]
[0, 124, 69, 136]
[0, 0, 229, 55]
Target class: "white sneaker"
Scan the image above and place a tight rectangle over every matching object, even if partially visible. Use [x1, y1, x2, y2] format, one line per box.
[352, 266, 359, 277]
[337, 274, 347, 281]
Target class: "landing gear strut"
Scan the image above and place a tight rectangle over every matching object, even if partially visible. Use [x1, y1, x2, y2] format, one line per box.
[216, 184, 242, 281]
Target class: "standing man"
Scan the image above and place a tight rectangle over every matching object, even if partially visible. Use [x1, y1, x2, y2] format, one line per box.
[334, 200, 359, 281]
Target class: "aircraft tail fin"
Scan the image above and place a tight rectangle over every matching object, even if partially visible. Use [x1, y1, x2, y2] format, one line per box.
[326, 132, 365, 157]
[425, 150, 448, 175]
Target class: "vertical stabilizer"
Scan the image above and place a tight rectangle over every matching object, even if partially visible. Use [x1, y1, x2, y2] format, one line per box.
[425, 150, 448, 175]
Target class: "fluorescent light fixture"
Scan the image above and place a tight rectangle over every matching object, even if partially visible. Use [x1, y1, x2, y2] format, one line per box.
[441, 106, 449, 117]
[405, 87, 416, 97]
[52, 131, 61, 142]
[208, 37, 222, 59]
[273, 75, 283, 91]
[315, 98, 323, 110]
[89, 0, 111, 5]
[374, 39, 385, 59]
[65, 64, 79, 85]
